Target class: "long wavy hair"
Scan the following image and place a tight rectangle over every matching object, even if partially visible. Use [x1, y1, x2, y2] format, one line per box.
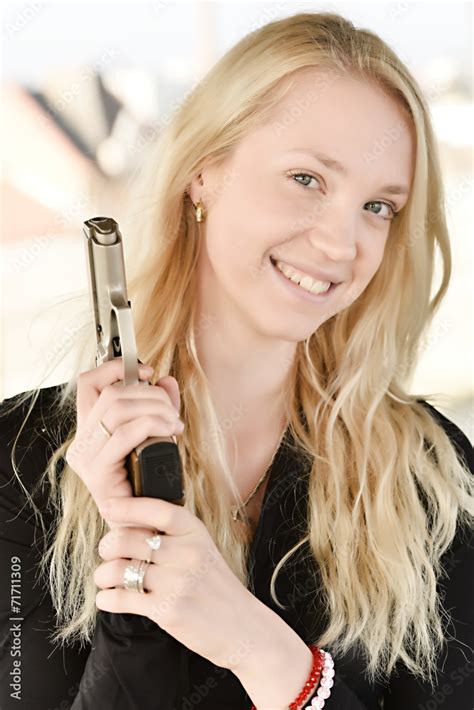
[2, 11, 473, 688]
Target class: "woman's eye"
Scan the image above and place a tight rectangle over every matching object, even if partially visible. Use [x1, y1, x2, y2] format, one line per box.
[364, 201, 396, 220]
[287, 171, 321, 190]
[287, 171, 397, 221]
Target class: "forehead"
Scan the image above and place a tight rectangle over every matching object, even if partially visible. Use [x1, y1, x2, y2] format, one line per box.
[238, 67, 416, 185]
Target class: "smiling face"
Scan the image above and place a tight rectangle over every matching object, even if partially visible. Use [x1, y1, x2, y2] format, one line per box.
[190, 67, 415, 342]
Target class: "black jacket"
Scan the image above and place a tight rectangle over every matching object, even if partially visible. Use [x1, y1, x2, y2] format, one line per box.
[0, 384, 472, 709]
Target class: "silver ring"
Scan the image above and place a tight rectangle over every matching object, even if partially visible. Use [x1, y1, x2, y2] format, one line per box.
[136, 559, 149, 594]
[123, 559, 150, 594]
[98, 418, 112, 439]
[144, 530, 162, 563]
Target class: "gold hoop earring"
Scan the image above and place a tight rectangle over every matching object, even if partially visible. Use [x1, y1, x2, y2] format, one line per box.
[194, 200, 207, 223]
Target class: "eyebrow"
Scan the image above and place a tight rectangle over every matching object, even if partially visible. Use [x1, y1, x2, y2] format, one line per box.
[284, 149, 410, 196]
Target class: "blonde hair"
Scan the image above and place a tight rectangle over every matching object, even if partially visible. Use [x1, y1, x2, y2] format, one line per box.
[2, 11, 473, 689]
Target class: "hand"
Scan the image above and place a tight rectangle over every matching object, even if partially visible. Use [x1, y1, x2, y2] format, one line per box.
[94, 495, 261, 671]
[65, 357, 185, 525]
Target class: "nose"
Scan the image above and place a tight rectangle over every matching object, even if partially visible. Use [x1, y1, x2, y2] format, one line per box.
[305, 198, 358, 262]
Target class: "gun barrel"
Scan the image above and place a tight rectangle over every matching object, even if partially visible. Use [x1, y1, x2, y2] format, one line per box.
[83, 216, 139, 385]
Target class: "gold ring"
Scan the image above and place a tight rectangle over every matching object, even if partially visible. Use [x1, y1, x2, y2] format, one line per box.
[98, 418, 112, 439]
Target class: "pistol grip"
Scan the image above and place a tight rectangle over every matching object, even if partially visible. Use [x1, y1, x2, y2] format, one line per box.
[126, 437, 185, 503]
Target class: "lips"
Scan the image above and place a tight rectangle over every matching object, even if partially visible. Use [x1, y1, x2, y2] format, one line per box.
[269, 255, 340, 303]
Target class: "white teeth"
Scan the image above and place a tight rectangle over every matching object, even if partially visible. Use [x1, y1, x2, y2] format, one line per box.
[273, 259, 331, 295]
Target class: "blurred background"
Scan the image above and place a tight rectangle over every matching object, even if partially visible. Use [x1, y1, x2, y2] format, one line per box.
[1, 0, 473, 441]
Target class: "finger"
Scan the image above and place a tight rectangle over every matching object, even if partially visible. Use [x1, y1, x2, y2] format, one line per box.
[92, 415, 184, 474]
[94, 558, 157, 592]
[96, 585, 156, 618]
[76, 357, 153, 429]
[70, 394, 178, 470]
[100, 398, 182, 435]
[94, 558, 181, 608]
[99, 496, 192, 537]
[91, 381, 181, 436]
[155, 376, 181, 416]
[98, 525, 167, 563]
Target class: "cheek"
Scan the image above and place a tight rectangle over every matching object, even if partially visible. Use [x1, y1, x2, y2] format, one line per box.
[357, 236, 387, 280]
[204, 219, 263, 294]
[207, 209, 280, 281]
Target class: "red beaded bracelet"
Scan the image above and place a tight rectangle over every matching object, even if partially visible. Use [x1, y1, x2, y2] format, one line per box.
[250, 644, 324, 710]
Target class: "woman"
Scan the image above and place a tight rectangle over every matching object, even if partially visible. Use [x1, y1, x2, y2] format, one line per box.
[1, 11, 473, 710]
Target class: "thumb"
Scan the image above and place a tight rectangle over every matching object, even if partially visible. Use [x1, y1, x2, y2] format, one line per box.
[156, 376, 181, 416]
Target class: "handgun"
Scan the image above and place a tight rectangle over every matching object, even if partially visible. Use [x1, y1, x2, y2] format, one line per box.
[82, 216, 185, 505]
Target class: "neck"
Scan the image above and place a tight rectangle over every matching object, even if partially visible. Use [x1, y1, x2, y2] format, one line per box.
[194, 316, 296, 429]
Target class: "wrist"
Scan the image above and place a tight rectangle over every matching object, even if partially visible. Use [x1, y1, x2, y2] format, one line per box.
[233, 596, 315, 709]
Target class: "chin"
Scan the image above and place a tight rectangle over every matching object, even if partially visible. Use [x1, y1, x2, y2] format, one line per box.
[251, 306, 328, 342]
